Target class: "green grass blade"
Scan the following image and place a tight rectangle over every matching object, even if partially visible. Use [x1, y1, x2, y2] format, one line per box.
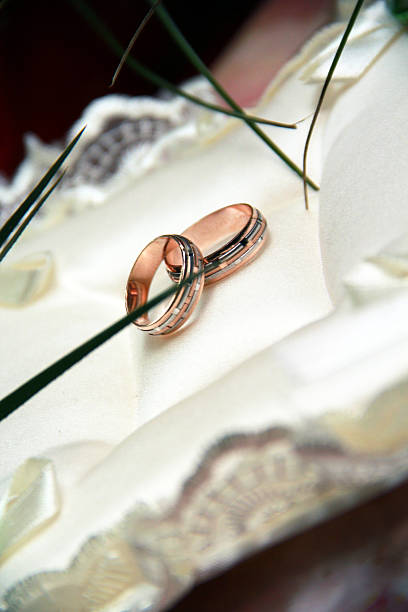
[303, 0, 365, 209]
[151, 1, 318, 190]
[70, 0, 297, 129]
[0, 127, 85, 249]
[110, 0, 161, 87]
[0, 270, 202, 420]
[0, 173, 65, 262]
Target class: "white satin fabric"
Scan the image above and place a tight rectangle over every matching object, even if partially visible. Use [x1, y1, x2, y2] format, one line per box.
[1, 2, 408, 610]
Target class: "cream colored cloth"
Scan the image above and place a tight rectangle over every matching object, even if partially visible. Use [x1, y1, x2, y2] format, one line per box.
[1, 2, 408, 610]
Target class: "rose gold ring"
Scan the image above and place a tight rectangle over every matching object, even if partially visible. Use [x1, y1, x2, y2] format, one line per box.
[167, 204, 267, 285]
[125, 235, 204, 336]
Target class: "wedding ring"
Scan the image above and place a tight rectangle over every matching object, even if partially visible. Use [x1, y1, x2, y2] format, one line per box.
[126, 235, 204, 335]
[167, 204, 267, 285]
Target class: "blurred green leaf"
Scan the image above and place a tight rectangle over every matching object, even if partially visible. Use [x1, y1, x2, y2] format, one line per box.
[151, 0, 318, 189]
[70, 0, 298, 129]
[386, 0, 408, 23]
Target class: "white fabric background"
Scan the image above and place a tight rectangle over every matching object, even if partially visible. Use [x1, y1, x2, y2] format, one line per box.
[1, 1, 407, 604]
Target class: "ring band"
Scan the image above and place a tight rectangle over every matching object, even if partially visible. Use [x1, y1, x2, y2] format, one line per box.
[125, 234, 204, 336]
[167, 204, 267, 285]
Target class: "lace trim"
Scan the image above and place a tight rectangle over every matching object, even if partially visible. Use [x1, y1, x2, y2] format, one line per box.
[4, 425, 408, 612]
[0, 78, 221, 224]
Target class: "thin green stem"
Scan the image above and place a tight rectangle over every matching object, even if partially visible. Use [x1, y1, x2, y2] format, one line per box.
[303, 0, 365, 209]
[0, 174, 65, 262]
[110, 0, 161, 87]
[70, 0, 297, 130]
[152, 1, 318, 189]
[0, 127, 85, 248]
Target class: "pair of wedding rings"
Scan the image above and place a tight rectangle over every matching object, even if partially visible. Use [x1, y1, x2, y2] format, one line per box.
[125, 204, 267, 336]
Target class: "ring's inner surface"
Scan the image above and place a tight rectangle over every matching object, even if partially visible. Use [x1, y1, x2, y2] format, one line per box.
[183, 204, 251, 257]
[126, 236, 182, 325]
[164, 205, 252, 277]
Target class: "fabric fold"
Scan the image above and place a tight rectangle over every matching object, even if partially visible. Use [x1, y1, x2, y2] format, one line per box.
[0, 458, 60, 564]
